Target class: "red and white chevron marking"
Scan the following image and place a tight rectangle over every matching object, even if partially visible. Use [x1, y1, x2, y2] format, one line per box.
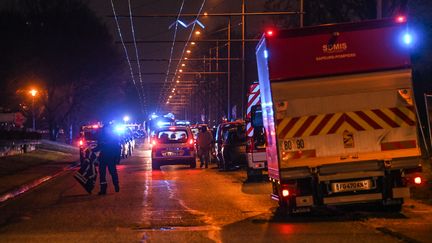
[246, 83, 260, 137]
[276, 106, 416, 138]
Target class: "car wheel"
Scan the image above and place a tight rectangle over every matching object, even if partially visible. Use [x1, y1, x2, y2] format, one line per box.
[222, 154, 229, 171]
[190, 159, 197, 168]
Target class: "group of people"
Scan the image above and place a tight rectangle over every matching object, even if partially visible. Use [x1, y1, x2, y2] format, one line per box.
[76, 124, 214, 195]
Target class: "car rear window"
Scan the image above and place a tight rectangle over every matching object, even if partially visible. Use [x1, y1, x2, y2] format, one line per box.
[83, 130, 99, 141]
[157, 130, 188, 144]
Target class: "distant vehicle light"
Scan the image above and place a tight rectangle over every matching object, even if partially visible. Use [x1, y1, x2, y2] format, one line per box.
[157, 121, 170, 127]
[414, 176, 422, 185]
[266, 30, 274, 36]
[92, 125, 99, 129]
[79, 140, 84, 146]
[115, 125, 126, 133]
[151, 140, 157, 146]
[396, 15, 407, 23]
[282, 189, 289, 197]
[189, 138, 194, 145]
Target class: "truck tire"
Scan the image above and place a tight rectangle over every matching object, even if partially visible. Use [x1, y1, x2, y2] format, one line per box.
[247, 168, 263, 181]
[382, 199, 403, 213]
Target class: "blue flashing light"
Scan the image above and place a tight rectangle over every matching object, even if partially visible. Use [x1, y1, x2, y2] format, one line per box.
[114, 125, 126, 134]
[157, 121, 170, 127]
[399, 30, 416, 48]
[264, 50, 268, 59]
[403, 33, 413, 45]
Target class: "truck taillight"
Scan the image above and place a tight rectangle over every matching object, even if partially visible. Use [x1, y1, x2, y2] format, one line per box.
[282, 189, 290, 197]
[266, 29, 275, 36]
[414, 176, 422, 185]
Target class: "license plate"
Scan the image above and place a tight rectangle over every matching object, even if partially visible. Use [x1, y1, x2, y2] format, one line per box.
[163, 152, 177, 156]
[331, 179, 372, 193]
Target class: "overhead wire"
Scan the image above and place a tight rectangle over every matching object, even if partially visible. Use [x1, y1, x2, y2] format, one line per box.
[162, 0, 207, 110]
[127, 0, 146, 115]
[110, 0, 145, 112]
[157, 0, 186, 112]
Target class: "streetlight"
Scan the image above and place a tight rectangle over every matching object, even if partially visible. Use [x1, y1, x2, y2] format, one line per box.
[29, 89, 38, 130]
[123, 115, 130, 123]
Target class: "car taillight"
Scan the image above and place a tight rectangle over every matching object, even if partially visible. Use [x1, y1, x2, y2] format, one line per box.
[414, 176, 422, 185]
[189, 138, 194, 145]
[151, 140, 157, 146]
[79, 140, 84, 146]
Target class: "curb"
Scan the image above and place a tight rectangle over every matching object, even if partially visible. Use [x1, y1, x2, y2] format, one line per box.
[0, 162, 79, 205]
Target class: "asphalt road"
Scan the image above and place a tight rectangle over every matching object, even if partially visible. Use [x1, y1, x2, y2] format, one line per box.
[0, 143, 431, 243]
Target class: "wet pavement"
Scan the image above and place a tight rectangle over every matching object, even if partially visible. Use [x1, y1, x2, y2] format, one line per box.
[0, 143, 431, 242]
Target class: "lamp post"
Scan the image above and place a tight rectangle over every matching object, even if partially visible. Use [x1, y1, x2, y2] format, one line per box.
[29, 89, 38, 130]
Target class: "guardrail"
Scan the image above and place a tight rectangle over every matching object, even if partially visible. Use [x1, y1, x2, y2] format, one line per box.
[0, 140, 41, 157]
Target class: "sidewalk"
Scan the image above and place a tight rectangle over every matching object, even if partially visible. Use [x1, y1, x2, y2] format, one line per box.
[0, 140, 78, 203]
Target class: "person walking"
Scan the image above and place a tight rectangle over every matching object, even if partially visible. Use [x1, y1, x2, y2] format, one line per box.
[196, 126, 213, 168]
[93, 124, 121, 195]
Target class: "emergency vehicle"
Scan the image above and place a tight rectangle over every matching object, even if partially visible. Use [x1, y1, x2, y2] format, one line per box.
[79, 124, 101, 163]
[246, 82, 267, 179]
[255, 17, 424, 213]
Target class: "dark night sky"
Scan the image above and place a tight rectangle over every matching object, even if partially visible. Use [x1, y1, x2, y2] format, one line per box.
[87, 0, 294, 119]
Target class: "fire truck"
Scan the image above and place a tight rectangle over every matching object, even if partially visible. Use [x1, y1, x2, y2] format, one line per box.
[246, 82, 267, 179]
[255, 17, 424, 213]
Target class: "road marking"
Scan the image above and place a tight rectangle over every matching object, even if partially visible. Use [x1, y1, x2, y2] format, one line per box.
[0, 162, 79, 205]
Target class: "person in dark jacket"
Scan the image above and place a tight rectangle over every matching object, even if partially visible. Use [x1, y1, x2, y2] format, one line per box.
[196, 126, 214, 168]
[93, 124, 121, 195]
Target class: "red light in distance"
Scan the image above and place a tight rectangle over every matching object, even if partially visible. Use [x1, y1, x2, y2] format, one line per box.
[414, 176, 422, 185]
[189, 139, 194, 145]
[396, 15, 407, 23]
[266, 30, 274, 36]
[79, 140, 84, 146]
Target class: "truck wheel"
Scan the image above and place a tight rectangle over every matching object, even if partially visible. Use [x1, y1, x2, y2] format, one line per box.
[382, 200, 403, 213]
[247, 168, 262, 181]
[190, 159, 197, 168]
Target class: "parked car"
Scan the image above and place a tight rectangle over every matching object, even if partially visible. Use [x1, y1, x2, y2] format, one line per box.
[215, 121, 247, 170]
[151, 126, 196, 170]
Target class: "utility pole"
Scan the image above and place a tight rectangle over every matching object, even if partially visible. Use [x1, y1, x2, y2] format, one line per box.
[241, 0, 245, 119]
[227, 17, 231, 121]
